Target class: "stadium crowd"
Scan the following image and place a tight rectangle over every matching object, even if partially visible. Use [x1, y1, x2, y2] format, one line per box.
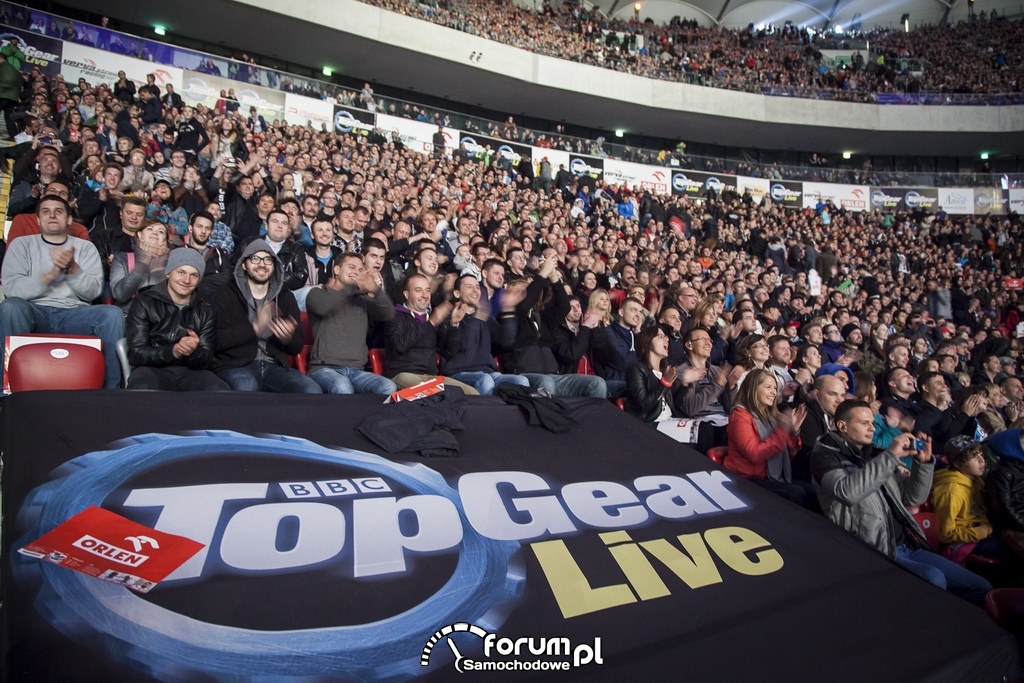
[2, 23, 1024, 606]
[362, 0, 1023, 102]
[8, 2, 1020, 187]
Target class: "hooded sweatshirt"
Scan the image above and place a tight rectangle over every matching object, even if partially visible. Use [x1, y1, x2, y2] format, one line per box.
[931, 468, 991, 544]
[208, 238, 303, 371]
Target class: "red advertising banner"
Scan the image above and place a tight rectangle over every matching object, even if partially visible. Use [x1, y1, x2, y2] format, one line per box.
[19, 506, 204, 593]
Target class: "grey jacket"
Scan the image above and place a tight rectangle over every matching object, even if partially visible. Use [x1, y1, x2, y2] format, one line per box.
[810, 431, 932, 557]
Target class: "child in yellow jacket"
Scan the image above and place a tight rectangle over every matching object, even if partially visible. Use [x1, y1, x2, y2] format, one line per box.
[932, 436, 1001, 563]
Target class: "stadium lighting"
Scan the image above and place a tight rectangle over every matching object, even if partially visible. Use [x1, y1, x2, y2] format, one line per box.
[834, 25, 843, 34]
[615, 129, 625, 138]
[900, 13, 910, 32]
[153, 25, 167, 36]
[634, 3, 641, 12]
[322, 66, 334, 77]
[842, 152, 852, 160]
[980, 152, 989, 160]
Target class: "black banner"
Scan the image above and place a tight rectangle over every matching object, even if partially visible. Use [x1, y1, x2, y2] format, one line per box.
[670, 170, 738, 198]
[869, 186, 940, 212]
[974, 187, 1009, 215]
[1, 392, 1016, 681]
[768, 180, 804, 208]
[458, 133, 532, 166]
[569, 154, 603, 181]
[0, 23, 63, 76]
[332, 106, 375, 136]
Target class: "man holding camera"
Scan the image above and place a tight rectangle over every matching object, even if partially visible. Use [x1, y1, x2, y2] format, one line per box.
[811, 399, 991, 603]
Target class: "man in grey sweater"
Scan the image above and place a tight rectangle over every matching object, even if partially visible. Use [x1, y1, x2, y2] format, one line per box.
[305, 252, 397, 394]
[0, 196, 123, 388]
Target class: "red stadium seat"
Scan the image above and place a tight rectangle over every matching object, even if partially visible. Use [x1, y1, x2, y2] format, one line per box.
[912, 512, 941, 550]
[614, 398, 627, 411]
[368, 349, 386, 376]
[706, 446, 727, 465]
[984, 589, 1024, 632]
[7, 341, 105, 392]
[296, 346, 311, 375]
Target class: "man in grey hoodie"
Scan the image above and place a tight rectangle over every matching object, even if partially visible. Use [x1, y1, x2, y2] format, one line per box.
[207, 238, 321, 393]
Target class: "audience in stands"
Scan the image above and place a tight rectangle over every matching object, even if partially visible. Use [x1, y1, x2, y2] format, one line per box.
[812, 400, 992, 603]
[5, 6, 1024, 600]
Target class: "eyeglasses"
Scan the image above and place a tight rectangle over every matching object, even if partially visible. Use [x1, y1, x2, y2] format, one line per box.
[689, 336, 712, 344]
[247, 255, 275, 265]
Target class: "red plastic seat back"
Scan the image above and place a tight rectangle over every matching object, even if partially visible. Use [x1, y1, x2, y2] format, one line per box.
[912, 511, 941, 549]
[8, 342, 105, 391]
[368, 348, 386, 376]
[706, 446, 728, 465]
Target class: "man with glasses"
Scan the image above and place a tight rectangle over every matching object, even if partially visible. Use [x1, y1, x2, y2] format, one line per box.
[208, 239, 321, 393]
[676, 326, 733, 451]
[821, 323, 844, 363]
[673, 285, 699, 335]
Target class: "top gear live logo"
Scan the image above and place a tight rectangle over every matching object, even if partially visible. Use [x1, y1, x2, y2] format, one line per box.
[421, 622, 603, 673]
[13, 431, 778, 681]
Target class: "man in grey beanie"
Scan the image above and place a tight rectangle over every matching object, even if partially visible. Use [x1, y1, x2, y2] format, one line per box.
[123, 247, 229, 391]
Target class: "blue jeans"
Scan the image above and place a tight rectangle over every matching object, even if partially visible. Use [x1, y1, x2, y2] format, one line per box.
[451, 370, 529, 396]
[0, 298, 124, 388]
[308, 366, 397, 395]
[523, 373, 607, 398]
[217, 360, 322, 393]
[895, 544, 992, 605]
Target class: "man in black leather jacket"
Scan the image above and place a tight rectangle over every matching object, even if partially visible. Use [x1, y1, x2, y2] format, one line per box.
[125, 249, 228, 391]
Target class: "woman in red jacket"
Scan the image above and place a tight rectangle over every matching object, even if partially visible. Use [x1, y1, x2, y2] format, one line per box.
[725, 368, 820, 511]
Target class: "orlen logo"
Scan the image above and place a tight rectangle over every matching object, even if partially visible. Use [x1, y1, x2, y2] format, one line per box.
[652, 171, 665, 181]
[770, 183, 800, 202]
[151, 69, 176, 87]
[570, 158, 601, 176]
[334, 110, 371, 134]
[14, 432, 522, 681]
[841, 188, 866, 210]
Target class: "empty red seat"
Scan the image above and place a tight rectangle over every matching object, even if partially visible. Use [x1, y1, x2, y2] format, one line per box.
[7, 341, 105, 392]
